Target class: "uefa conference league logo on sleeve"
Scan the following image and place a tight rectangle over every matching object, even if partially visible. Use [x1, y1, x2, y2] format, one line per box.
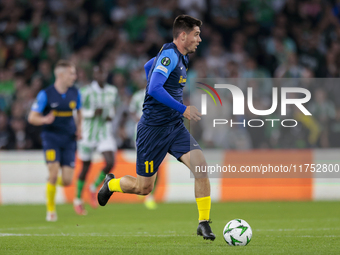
[156, 57, 171, 74]
[197, 82, 312, 128]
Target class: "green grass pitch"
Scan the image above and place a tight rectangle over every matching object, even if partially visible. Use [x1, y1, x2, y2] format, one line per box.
[0, 201, 339, 254]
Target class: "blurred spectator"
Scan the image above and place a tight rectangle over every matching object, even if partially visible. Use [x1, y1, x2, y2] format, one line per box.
[178, 0, 206, 20]
[89, 12, 107, 43]
[29, 76, 43, 96]
[0, 68, 15, 96]
[329, 107, 340, 147]
[309, 88, 336, 147]
[33, 60, 54, 88]
[211, 0, 240, 49]
[74, 66, 90, 88]
[10, 101, 25, 119]
[7, 40, 30, 74]
[247, 0, 277, 28]
[10, 117, 30, 150]
[124, 2, 147, 41]
[72, 10, 90, 50]
[265, 26, 297, 65]
[275, 53, 306, 78]
[0, 111, 15, 149]
[0, 37, 9, 67]
[205, 42, 228, 76]
[310, 88, 336, 125]
[298, 34, 327, 77]
[242, 57, 270, 79]
[111, 72, 132, 149]
[110, 0, 136, 26]
[227, 39, 248, 68]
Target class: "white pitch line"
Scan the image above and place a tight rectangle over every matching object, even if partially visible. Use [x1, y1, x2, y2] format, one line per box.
[255, 227, 340, 232]
[0, 226, 52, 231]
[1, 226, 339, 234]
[265, 235, 340, 238]
[1, 233, 340, 238]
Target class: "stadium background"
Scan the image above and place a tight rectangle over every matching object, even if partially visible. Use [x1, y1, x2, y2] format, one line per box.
[0, 0, 340, 204]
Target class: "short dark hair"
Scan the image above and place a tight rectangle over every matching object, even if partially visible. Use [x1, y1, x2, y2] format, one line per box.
[54, 59, 74, 70]
[54, 59, 75, 75]
[173, 15, 202, 39]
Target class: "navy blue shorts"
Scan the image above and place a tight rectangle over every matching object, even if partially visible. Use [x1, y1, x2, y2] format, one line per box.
[136, 121, 201, 177]
[41, 132, 76, 167]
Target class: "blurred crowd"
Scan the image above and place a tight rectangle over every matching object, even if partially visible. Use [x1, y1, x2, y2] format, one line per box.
[0, 0, 340, 150]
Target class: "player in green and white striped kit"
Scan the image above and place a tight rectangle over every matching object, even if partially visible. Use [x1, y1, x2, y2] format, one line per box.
[74, 66, 118, 215]
[129, 88, 145, 139]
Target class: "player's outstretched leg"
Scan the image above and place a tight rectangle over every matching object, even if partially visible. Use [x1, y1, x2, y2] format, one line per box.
[180, 149, 215, 241]
[98, 174, 156, 205]
[97, 173, 115, 206]
[74, 161, 89, 215]
[90, 151, 115, 208]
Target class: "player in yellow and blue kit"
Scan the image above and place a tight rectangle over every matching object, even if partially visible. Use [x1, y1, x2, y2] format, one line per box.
[98, 15, 215, 240]
[28, 60, 82, 222]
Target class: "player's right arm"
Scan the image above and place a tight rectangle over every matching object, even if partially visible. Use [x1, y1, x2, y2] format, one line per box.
[144, 57, 155, 81]
[28, 90, 55, 126]
[182, 106, 201, 122]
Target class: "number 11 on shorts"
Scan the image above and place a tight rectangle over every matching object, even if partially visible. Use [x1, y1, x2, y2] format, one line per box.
[145, 161, 154, 173]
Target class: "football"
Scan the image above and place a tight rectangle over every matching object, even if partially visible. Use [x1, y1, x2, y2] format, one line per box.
[223, 219, 252, 246]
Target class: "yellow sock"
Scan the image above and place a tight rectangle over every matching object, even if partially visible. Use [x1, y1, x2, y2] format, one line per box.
[46, 182, 56, 212]
[108, 178, 123, 193]
[56, 175, 64, 186]
[196, 196, 211, 221]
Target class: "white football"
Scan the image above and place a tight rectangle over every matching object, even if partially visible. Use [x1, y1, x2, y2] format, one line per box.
[223, 219, 252, 246]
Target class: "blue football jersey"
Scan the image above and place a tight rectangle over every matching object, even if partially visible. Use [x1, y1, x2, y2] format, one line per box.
[31, 85, 81, 137]
[140, 42, 189, 126]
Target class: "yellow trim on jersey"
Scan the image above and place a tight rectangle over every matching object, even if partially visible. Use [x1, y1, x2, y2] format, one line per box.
[52, 110, 73, 117]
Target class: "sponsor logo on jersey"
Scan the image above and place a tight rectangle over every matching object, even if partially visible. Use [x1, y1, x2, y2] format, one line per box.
[50, 103, 59, 108]
[179, 76, 187, 83]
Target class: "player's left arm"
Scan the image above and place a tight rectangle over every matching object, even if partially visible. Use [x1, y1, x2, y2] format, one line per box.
[148, 49, 187, 114]
[149, 50, 201, 121]
[75, 90, 82, 140]
[105, 88, 116, 122]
